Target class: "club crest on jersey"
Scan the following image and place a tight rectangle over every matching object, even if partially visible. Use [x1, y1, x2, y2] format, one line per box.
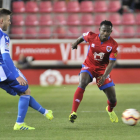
[106, 46, 112, 52]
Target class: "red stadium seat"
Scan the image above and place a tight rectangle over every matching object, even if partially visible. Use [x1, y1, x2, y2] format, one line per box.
[53, 14, 66, 25]
[121, 26, 135, 38]
[67, 14, 80, 25]
[67, 1, 80, 13]
[25, 14, 38, 26]
[108, 13, 122, 25]
[111, 26, 121, 38]
[25, 1, 39, 13]
[12, 14, 24, 26]
[66, 27, 80, 39]
[25, 27, 37, 39]
[94, 26, 100, 34]
[108, 1, 121, 12]
[53, 1, 66, 13]
[10, 27, 24, 39]
[12, 1, 25, 13]
[81, 14, 94, 25]
[81, 26, 93, 33]
[39, 1, 52, 13]
[80, 1, 93, 12]
[122, 13, 135, 25]
[53, 26, 66, 39]
[135, 26, 140, 38]
[94, 14, 107, 25]
[38, 27, 51, 39]
[93, 1, 107, 12]
[39, 15, 52, 26]
[135, 13, 140, 25]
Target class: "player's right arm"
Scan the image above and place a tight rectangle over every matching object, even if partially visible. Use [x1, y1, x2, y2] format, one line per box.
[72, 36, 84, 49]
[0, 34, 27, 86]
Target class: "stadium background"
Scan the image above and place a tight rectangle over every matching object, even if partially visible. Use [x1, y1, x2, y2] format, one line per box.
[3, 0, 140, 85]
[1, 0, 140, 140]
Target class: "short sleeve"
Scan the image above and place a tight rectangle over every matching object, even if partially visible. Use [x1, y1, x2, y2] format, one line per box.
[82, 32, 90, 42]
[109, 44, 118, 61]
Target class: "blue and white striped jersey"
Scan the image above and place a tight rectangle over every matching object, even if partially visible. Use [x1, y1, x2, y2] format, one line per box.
[0, 28, 19, 82]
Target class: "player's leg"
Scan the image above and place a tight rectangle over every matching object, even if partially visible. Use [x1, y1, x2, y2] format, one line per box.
[69, 72, 91, 123]
[16, 68, 53, 120]
[103, 86, 118, 123]
[29, 93, 53, 120]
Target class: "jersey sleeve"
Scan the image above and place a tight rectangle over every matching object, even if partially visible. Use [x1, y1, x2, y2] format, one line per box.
[109, 43, 118, 61]
[0, 35, 20, 78]
[82, 31, 94, 43]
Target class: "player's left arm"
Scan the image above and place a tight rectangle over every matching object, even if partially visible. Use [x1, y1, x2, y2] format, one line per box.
[97, 43, 118, 86]
[97, 60, 116, 86]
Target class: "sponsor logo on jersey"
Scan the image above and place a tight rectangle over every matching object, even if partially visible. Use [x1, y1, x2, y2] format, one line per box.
[91, 43, 95, 48]
[94, 52, 105, 61]
[106, 46, 112, 52]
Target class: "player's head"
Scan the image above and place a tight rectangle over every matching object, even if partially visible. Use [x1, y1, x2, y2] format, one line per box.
[0, 8, 11, 31]
[99, 20, 113, 42]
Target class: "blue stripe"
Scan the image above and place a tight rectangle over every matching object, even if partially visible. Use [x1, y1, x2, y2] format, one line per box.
[23, 127, 26, 130]
[20, 126, 23, 130]
[99, 81, 115, 90]
[5, 49, 9, 52]
[109, 58, 116, 60]
[80, 70, 93, 81]
[78, 86, 85, 90]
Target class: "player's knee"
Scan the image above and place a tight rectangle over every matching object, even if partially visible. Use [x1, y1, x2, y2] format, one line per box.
[79, 78, 89, 88]
[109, 98, 117, 104]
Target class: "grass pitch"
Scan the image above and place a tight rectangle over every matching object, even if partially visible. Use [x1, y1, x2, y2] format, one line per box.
[0, 84, 140, 140]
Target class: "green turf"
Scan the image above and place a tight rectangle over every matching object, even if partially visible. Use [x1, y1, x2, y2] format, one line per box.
[0, 84, 140, 140]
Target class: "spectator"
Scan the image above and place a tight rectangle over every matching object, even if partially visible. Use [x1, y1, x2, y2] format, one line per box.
[118, 0, 140, 15]
[16, 54, 34, 69]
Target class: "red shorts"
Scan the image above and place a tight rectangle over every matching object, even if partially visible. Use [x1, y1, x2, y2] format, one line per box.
[80, 65, 115, 90]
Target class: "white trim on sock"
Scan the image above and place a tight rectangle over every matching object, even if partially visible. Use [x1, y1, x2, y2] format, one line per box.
[43, 109, 48, 116]
[16, 122, 24, 125]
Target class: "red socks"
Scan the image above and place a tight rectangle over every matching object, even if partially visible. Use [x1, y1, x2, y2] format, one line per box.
[107, 100, 117, 112]
[71, 87, 85, 113]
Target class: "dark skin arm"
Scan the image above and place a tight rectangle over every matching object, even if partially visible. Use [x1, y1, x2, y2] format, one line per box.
[97, 60, 116, 86]
[72, 36, 84, 49]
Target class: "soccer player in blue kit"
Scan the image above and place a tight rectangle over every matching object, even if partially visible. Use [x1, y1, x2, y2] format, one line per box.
[0, 8, 53, 130]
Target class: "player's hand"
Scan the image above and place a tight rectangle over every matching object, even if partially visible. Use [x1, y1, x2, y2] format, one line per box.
[71, 44, 77, 49]
[97, 75, 106, 86]
[16, 76, 28, 86]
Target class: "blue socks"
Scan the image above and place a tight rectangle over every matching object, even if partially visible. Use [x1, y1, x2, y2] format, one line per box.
[29, 96, 45, 114]
[16, 95, 30, 123]
[16, 95, 45, 123]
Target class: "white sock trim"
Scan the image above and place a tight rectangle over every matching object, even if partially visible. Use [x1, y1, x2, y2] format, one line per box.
[43, 109, 48, 116]
[16, 122, 24, 125]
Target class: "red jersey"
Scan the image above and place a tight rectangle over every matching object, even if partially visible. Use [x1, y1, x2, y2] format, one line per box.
[82, 32, 118, 70]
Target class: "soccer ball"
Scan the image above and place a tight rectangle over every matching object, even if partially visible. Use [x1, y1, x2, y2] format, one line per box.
[122, 109, 140, 126]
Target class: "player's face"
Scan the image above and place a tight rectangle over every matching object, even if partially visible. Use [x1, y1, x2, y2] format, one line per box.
[99, 24, 112, 42]
[2, 15, 11, 31]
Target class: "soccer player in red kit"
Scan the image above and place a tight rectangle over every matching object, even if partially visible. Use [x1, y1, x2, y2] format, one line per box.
[69, 20, 118, 123]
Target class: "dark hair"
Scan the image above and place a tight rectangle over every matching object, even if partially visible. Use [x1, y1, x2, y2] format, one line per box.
[100, 20, 113, 28]
[0, 8, 12, 17]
